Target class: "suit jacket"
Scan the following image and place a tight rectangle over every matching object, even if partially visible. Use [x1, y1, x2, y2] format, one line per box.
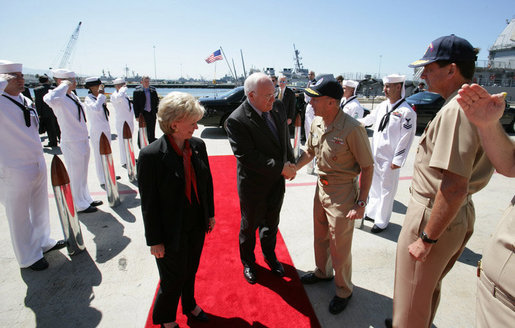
[225, 100, 294, 198]
[278, 87, 296, 121]
[137, 135, 215, 251]
[34, 85, 55, 118]
[132, 86, 159, 118]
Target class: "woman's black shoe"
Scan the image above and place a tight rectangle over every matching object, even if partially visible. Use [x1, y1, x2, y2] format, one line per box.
[187, 309, 209, 322]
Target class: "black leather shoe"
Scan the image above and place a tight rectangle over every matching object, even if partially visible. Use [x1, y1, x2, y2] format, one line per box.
[29, 258, 49, 271]
[243, 265, 257, 284]
[371, 224, 386, 234]
[385, 318, 392, 328]
[265, 258, 285, 277]
[44, 143, 57, 147]
[78, 206, 98, 213]
[329, 294, 352, 314]
[187, 309, 209, 322]
[90, 200, 103, 207]
[301, 272, 333, 284]
[364, 216, 374, 222]
[116, 175, 121, 180]
[44, 240, 66, 254]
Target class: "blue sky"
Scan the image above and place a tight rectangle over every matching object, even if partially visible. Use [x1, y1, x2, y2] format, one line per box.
[1, 0, 513, 80]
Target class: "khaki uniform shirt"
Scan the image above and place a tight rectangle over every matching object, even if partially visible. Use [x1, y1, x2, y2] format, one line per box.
[306, 110, 373, 185]
[411, 91, 493, 198]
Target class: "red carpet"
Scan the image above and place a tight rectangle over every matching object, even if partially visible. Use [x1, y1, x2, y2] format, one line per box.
[144, 155, 320, 328]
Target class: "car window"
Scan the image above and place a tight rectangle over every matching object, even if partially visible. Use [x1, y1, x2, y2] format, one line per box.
[220, 87, 244, 99]
[407, 92, 442, 104]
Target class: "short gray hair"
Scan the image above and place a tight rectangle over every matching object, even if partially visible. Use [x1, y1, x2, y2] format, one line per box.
[157, 92, 205, 135]
[244, 72, 270, 96]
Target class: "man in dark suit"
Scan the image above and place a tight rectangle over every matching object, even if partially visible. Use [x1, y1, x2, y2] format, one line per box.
[132, 75, 159, 147]
[34, 75, 60, 147]
[225, 73, 296, 284]
[277, 74, 296, 126]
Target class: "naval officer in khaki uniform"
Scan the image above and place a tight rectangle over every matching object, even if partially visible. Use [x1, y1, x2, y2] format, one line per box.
[455, 83, 515, 328]
[294, 76, 374, 314]
[387, 35, 494, 328]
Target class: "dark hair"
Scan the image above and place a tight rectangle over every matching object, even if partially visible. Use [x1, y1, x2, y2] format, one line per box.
[436, 48, 479, 81]
[39, 75, 49, 83]
[336, 75, 343, 82]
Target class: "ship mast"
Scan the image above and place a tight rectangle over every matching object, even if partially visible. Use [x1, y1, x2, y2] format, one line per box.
[293, 43, 304, 73]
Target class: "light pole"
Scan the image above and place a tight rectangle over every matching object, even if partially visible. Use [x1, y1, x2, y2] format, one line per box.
[153, 45, 157, 79]
[378, 55, 382, 79]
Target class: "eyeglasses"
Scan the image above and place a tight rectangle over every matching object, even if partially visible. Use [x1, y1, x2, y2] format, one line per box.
[280, 81, 286, 84]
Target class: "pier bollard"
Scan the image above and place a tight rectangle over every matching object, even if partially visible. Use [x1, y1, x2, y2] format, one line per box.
[100, 133, 121, 207]
[50, 155, 85, 256]
[293, 113, 302, 161]
[138, 114, 149, 148]
[123, 122, 137, 182]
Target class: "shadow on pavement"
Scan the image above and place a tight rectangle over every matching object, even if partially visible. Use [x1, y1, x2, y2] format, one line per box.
[200, 127, 227, 139]
[112, 182, 140, 223]
[21, 250, 102, 328]
[78, 209, 131, 263]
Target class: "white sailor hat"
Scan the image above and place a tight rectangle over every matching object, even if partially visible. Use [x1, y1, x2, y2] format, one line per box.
[113, 77, 126, 85]
[342, 80, 359, 89]
[52, 68, 76, 79]
[84, 77, 102, 88]
[383, 74, 406, 98]
[0, 60, 22, 73]
[382, 74, 405, 84]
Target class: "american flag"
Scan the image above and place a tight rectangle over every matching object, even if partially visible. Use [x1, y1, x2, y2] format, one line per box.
[205, 49, 223, 64]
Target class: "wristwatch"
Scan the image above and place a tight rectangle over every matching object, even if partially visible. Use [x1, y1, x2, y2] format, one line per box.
[356, 200, 366, 208]
[420, 231, 438, 244]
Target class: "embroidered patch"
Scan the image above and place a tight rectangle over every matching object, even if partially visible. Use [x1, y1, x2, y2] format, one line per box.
[392, 111, 402, 117]
[403, 123, 412, 129]
[332, 137, 344, 144]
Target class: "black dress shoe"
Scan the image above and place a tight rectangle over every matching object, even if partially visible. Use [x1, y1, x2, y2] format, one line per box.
[301, 272, 333, 284]
[385, 318, 392, 328]
[90, 200, 103, 207]
[44, 143, 57, 147]
[364, 216, 374, 222]
[371, 224, 386, 234]
[265, 258, 285, 277]
[243, 265, 257, 284]
[44, 240, 66, 254]
[78, 206, 98, 213]
[329, 294, 352, 314]
[29, 257, 49, 271]
[187, 309, 209, 322]
[116, 175, 121, 180]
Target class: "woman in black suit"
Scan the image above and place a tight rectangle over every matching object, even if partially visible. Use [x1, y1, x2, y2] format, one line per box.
[137, 92, 215, 328]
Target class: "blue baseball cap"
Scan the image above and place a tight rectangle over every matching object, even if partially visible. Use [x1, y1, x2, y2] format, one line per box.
[409, 34, 477, 68]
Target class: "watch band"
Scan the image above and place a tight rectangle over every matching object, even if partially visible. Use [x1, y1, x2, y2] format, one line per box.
[356, 200, 366, 208]
[420, 231, 438, 244]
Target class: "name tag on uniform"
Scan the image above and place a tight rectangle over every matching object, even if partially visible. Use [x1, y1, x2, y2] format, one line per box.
[332, 137, 344, 144]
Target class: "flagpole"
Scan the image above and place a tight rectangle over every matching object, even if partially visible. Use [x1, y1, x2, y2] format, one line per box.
[220, 46, 236, 82]
[214, 61, 217, 84]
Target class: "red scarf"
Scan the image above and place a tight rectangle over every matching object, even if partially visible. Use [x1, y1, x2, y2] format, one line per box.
[166, 135, 199, 204]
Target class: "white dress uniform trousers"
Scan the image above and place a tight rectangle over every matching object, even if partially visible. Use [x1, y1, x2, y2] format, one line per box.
[44, 84, 93, 211]
[84, 93, 111, 185]
[359, 99, 416, 228]
[110, 86, 134, 165]
[0, 82, 56, 267]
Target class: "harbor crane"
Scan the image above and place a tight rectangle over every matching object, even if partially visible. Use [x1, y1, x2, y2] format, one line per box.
[52, 21, 82, 69]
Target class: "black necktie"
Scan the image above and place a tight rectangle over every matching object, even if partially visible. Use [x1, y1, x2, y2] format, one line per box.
[102, 102, 110, 120]
[126, 97, 132, 111]
[2, 94, 38, 127]
[66, 94, 87, 122]
[262, 111, 279, 141]
[378, 99, 405, 132]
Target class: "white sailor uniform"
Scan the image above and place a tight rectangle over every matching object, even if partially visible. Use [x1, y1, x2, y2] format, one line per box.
[359, 98, 416, 228]
[84, 93, 111, 185]
[340, 96, 364, 119]
[44, 84, 94, 211]
[0, 79, 56, 267]
[110, 86, 134, 165]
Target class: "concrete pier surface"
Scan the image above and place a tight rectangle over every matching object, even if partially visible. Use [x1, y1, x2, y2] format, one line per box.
[0, 103, 513, 328]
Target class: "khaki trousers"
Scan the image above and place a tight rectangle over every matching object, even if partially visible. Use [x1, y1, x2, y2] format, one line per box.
[393, 192, 474, 328]
[313, 181, 357, 298]
[476, 200, 515, 328]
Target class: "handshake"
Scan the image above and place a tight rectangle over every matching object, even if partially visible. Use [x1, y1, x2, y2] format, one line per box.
[282, 162, 297, 180]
